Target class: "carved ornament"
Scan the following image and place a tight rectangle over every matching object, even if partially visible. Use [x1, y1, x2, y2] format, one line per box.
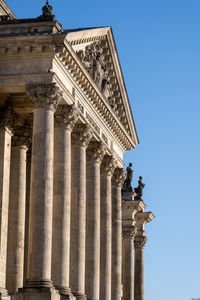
[122, 162, 134, 193]
[77, 41, 113, 102]
[122, 226, 136, 240]
[26, 83, 63, 111]
[134, 176, 145, 201]
[134, 236, 147, 249]
[55, 104, 79, 130]
[87, 141, 107, 164]
[0, 107, 17, 134]
[101, 155, 117, 176]
[72, 123, 93, 147]
[12, 127, 32, 148]
[112, 168, 127, 188]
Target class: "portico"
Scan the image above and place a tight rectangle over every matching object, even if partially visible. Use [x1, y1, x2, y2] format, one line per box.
[0, 1, 154, 300]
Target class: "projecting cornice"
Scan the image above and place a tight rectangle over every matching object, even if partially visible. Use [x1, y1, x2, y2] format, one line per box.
[0, 0, 16, 19]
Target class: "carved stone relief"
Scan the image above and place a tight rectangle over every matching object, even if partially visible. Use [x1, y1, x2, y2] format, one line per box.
[76, 41, 114, 106]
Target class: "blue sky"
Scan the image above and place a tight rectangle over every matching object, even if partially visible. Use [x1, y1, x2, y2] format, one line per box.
[6, 1, 200, 299]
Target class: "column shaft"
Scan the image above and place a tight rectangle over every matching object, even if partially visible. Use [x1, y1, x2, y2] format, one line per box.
[122, 235, 134, 300]
[53, 127, 71, 293]
[0, 127, 12, 297]
[6, 143, 28, 294]
[85, 142, 105, 300]
[111, 169, 126, 300]
[70, 124, 92, 299]
[100, 156, 116, 300]
[27, 109, 55, 284]
[134, 241, 145, 300]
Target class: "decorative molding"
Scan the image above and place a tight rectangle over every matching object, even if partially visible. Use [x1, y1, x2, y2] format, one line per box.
[72, 123, 93, 147]
[134, 236, 147, 249]
[0, 107, 17, 133]
[101, 155, 117, 176]
[26, 83, 63, 111]
[56, 41, 134, 151]
[77, 41, 112, 101]
[112, 167, 126, 188]
[55, 104, 79, 130]
[87, 141, 107, 164]
[122, 226, 136, 240]
[12, 126, 32, 148]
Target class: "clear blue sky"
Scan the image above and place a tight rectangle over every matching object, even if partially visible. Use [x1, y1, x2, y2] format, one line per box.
[6, 1, 200, 299]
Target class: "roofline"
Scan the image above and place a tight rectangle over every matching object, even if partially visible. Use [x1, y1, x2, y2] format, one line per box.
[0, 0, 17, 19]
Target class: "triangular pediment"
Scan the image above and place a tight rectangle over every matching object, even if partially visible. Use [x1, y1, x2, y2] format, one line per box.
[0, 0, 16, 19]
[65, 27, 139, 147]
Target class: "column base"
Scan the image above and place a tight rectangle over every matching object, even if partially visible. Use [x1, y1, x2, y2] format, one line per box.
[16, 288, 60, 300]
[0, 288, 10, 300]
[55, 286, 74, 300]
[72, 293, 86, 300]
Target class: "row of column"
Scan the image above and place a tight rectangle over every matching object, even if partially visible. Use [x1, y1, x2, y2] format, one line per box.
[122, 198, 154, 300]
[0, 83, 128, 300]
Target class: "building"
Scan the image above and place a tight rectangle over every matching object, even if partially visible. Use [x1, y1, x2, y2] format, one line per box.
[0, 1, 154, 299]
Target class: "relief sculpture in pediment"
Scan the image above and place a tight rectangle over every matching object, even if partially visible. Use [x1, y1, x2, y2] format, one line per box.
[77, 41, 114, 108]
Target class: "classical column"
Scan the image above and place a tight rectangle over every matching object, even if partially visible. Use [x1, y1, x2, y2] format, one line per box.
[0, 108, 15, 299]
[24, 83, 62, 291]
[85, 141, 106, 300]
[23, 149, 31, 285]
[111, 168, 126, 300]
[134, 212, 155, 300]
[6, 127, 31, 294]
[52, 105, 79, 298]
[70, 124, 93, 300]
[100, 155, 117, 300]
[122, 227, 135, 300]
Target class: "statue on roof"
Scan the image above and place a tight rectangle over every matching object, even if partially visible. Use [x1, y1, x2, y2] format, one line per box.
[134, 176, 145, 201]
[42, 0, 53, 17]
[122, 163, 133, 193]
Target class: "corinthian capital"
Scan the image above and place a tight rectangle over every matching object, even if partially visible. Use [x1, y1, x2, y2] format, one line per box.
[122, 226, 136, 240]
[0, 107, 17, 134]
[87, 141, 107, 164]
[72, 123, 93, 147]
[55, 104, 79, 130]
[112, 167, 126, 188]
[101, 155, 117, 176]
[12, 127, 32, 148]
[26, 83, 63, 111]
[134, 236, 147, 249]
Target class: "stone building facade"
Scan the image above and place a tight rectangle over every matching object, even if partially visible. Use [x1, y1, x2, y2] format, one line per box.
[0, 1, 154, 300]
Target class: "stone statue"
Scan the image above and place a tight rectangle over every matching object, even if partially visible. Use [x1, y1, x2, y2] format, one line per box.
[134, 176, 145, 201]
[122, 163, 133, 193]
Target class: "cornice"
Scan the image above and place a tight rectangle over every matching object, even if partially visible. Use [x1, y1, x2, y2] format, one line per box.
[0, 1, 16, 19]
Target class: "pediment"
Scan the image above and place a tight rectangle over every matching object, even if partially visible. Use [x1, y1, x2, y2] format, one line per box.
[65, 27, 139, 147]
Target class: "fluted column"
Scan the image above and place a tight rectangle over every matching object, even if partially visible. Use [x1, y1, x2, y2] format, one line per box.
[0, 108, 15, 299]
[25, 83, 62, 289]
[52, 105, 79, 298]
[6, 127, 31, 294]
[134, 212, 154, 300]
[85, 141, 106, 300]
[70, 124, 93, 300]
[100, 155, 117, 300]
[122, 227, 135, 300]
[111, 168, 126, 300]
